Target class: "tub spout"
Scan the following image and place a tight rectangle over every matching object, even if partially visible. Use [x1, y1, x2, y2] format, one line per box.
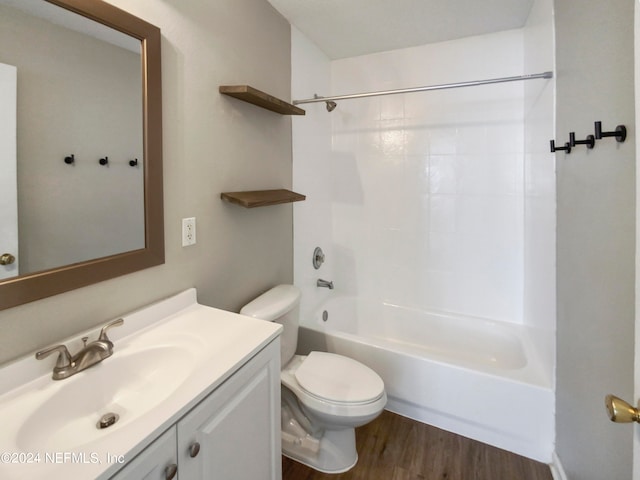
[317, 279, 334, 290]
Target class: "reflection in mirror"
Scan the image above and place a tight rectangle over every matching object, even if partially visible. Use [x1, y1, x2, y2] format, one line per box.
[0, 0, 164, 311]
[0, 0, 144, 277]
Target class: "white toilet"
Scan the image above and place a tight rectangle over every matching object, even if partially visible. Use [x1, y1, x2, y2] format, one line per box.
[240, 284, 387, 473]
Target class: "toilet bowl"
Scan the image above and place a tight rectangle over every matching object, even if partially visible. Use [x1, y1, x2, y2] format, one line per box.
[240, 285, 387, 473]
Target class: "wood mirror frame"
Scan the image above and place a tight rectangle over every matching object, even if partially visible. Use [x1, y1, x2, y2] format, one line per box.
[0, 0, 164, 311]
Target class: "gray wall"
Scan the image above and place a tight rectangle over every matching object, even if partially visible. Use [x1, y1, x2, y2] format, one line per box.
[0, 0, 294, 365]
[555, 0, 636, 478]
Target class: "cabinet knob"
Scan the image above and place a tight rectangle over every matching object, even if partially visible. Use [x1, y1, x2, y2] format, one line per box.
[165, 464, 178, 480]
[189, 442, 201, 458]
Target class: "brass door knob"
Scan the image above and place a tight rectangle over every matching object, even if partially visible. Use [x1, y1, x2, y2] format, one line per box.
[605, 394, 640, 423]
[0, 253, 15, 265]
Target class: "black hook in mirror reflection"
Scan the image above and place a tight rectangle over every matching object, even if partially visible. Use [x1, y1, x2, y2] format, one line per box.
[594, 121, 626, 143]
[550, 140, 571, 154]
[129, 158, 138, 167]
[569, 132, 595, 149]
[64, 154, 75, 165]
[99, 156, 109, 166]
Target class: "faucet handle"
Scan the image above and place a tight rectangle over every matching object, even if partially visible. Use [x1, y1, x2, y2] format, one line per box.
[98, 318, 124, 342]
[35, 345, 72, 368]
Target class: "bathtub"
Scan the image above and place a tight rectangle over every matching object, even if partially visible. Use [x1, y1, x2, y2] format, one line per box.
[296, 296, 554, 463]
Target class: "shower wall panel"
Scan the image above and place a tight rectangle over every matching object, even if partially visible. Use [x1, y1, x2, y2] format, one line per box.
[330, 30, 526, 323]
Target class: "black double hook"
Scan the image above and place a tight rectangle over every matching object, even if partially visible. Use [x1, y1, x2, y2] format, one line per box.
[569, 132, 595, 149]
[594, 121, 626, 143]
[549, 140, 571, 154]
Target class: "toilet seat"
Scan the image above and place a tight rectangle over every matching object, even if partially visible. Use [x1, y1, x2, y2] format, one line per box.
[282, 353, 386, 418]
[295, 352, 384, 404]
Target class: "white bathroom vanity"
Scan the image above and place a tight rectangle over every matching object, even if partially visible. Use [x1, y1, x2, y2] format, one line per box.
[0, 289, 282, 480]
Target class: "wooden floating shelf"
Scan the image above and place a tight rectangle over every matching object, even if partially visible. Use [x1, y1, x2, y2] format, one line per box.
[221, 189, 306, 208]
[219, 85, 305, 115]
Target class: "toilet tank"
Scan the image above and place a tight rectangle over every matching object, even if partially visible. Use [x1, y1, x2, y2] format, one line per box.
[240, 285, 301, 367]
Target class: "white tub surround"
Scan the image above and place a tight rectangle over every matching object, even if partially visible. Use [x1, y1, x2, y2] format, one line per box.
[298, 296, 554, 462]
[292, 0, 556, 464]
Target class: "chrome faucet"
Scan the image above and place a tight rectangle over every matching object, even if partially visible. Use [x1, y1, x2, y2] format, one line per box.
[35, 318, 124, 380]
[317, 279, 334, 290]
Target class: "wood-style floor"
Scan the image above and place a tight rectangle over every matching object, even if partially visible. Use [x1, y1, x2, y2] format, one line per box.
[282, 411, 553, 480]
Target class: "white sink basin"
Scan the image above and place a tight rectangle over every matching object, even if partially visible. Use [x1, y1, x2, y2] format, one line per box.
[16, 344, 195, 452]
[0, 288, 282, 480]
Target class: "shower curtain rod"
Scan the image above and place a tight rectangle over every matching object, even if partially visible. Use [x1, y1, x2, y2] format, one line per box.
[292, 71, 553, 106]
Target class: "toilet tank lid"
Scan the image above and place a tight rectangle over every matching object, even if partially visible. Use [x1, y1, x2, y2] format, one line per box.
[240, 284, 301, 321]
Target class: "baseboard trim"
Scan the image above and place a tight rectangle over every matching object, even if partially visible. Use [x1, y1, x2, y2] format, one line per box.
[550, 452, 568, 480]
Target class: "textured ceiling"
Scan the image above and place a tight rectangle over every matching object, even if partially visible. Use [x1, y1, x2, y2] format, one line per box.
[267, 0, 534, 59]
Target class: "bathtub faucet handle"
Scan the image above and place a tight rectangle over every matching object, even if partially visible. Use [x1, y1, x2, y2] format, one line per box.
[317, 279, 334, 290]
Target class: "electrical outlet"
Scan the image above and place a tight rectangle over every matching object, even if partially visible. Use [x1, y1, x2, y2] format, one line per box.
[182, 217, 196, 246]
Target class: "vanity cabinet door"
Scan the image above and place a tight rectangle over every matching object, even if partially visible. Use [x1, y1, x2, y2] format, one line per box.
[177, 340, 281, 480]
[110, 427, 178, 480]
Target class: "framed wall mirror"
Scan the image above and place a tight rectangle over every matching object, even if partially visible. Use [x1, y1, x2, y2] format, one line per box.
[0, 0, 164, 311]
